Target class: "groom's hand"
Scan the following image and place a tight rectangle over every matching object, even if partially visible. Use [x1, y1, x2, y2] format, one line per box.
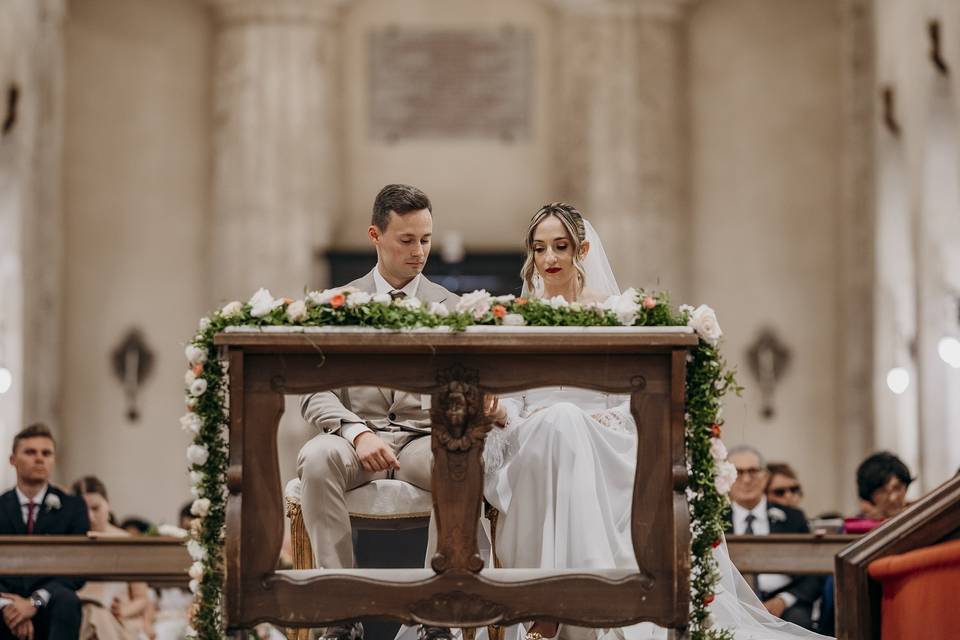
[353, 432, 400, 472]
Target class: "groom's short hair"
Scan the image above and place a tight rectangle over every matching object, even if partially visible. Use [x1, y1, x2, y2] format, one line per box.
[372, 184, 432, 232]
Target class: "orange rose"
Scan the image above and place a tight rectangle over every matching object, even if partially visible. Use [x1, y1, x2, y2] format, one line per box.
[492, 304, 507, 319]
[516, 297, 527, 305]
[710, 423, 722, 438]
[330, 293, 346, 308]
[642, 296, 657, 310]
[192, 363, 203, 377]
[704, 593, 715, 605]
[283, 297, 294, 305]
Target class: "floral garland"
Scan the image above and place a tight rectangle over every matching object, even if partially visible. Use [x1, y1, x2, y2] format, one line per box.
[181, 287, 738, 640]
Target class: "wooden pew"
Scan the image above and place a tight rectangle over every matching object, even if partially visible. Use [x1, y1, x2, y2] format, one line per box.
[0, 535, 190, 585]
[726, 533, 859, 575]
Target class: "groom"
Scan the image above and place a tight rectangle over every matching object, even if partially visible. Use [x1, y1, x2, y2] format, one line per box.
[298, 184, 459, 640]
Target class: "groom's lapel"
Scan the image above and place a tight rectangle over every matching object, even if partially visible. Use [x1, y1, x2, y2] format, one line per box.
[416, 277, 447, 305]
[349, 270, 377, 294]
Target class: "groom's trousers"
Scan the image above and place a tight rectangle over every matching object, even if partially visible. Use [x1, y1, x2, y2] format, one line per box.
[297, 430, 433, 569]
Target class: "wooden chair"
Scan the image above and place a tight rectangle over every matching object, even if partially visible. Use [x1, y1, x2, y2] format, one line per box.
[284, 477, 432, 640]
[284, 479, 503, 640]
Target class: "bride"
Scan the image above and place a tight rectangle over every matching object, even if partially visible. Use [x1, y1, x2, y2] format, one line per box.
[479, 203, 831, 640]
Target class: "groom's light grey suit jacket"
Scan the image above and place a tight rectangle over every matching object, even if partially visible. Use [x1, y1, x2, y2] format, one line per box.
[299, 269, 460, 439]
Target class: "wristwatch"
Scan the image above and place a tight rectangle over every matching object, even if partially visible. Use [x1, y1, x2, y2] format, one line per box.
[29, 593, 44, 609]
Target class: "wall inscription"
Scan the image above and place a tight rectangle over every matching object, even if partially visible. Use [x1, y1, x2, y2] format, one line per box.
[369, 27, 533, 142]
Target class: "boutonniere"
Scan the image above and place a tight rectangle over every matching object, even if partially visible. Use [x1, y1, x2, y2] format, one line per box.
[43, 493, 61, 511]
[768, 507, 787, 523]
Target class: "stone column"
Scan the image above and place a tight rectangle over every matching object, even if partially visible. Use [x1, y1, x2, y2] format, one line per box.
[0, 0, 66, 487]
[207, 0, 345, 302]
[551, 0, 694, 298]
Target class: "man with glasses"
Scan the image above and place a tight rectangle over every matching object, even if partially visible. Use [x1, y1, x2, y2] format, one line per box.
[724, 445, 823, 631]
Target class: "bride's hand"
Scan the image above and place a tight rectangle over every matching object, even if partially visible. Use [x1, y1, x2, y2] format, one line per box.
[483, 394, 508, 428]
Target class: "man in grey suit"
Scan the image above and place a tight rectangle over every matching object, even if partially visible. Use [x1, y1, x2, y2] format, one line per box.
[298, 184, 459, 640]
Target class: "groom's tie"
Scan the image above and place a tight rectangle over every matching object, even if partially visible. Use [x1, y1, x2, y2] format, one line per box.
[389, 290, 406, 301]
[744, 513, 756, 535]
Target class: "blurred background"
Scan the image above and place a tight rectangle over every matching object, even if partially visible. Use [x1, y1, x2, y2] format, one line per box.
[1, 0, 959, 527]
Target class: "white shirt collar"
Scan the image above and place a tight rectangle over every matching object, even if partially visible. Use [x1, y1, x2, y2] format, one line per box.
[373, 264, 421, 298]
[732, 496, 769, 532]
[16, 484, 48, 507]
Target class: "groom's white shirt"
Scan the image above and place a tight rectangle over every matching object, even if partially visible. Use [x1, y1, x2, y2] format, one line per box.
[372, 263, 421, 298]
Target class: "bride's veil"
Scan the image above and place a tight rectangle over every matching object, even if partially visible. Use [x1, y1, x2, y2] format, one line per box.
[521, 219, 620, 300]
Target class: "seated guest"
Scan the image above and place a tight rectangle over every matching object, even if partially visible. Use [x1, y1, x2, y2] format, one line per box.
[0, 423, 89, 640]
[765, 462, 804, 510]
[724, 445, 823, 631]
[73, 476, 154, 640]
[820, 451, 915, 636]
[845, 451, 913, 532]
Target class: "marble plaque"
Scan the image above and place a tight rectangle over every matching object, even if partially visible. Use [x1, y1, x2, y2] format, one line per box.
[369, 27, 533, 141]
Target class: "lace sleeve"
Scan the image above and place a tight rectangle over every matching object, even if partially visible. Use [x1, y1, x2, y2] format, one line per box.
[589, 397, 634, 435]
[482, 396, 522, 473]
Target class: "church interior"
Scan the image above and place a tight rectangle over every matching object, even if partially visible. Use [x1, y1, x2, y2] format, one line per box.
[2, 0, 960, 638]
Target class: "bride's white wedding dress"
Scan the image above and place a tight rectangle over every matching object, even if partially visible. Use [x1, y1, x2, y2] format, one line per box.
[481, 387, 831, 640]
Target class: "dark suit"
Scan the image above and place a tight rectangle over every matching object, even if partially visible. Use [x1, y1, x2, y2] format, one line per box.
[724, 502, 824, 630]
[0, 486, 90, 640]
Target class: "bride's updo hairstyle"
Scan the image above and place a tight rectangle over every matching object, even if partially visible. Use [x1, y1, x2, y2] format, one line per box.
[521, 202, 589, 298]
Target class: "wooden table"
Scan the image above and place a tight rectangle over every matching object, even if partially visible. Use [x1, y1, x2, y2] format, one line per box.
[215, 328, 698, 632]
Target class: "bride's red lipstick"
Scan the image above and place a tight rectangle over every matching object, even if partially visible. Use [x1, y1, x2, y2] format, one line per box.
[545, 267, 562, 274]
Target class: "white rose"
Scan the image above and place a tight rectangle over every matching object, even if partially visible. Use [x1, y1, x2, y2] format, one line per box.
[547, 295, 568, 308]
[502, 313, 526, 326]
[157, 524, 188, 538]
[399, 296, 422, 310]
[456, 290, 492, 319]
[189, 470, 204, 485]
[709, 437, 728, 461]
[688, 304, 723, 345]
[187, 539, 207, 561]
[679, 304, 694, 316]
[493, 294, 515, 304]
[184, 369, 197, 386]
[185, 344, 208, 366]
[429, 302, 450, 317]
[189, 561, 204, 580]
[44, 493, 61, 510]
[714, 460, 738, 495]
[189, 378, 207, 397]
[198, 316, 211, 332]
[180, 413, 202, 434]
[188, 579, 199, 594]
[604, 288, 639, 326]
[307, 288, 339, 306]
[190, 498, 211, 518]
[285, 299, 307, 322]
[345, 291, 372, 307]
[373, 293, 392, 304]
[190, 485, 200, 498]
[186, 444, 209, 466]
[248, 288, 284, 318]
[221, 300, 243, 318]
